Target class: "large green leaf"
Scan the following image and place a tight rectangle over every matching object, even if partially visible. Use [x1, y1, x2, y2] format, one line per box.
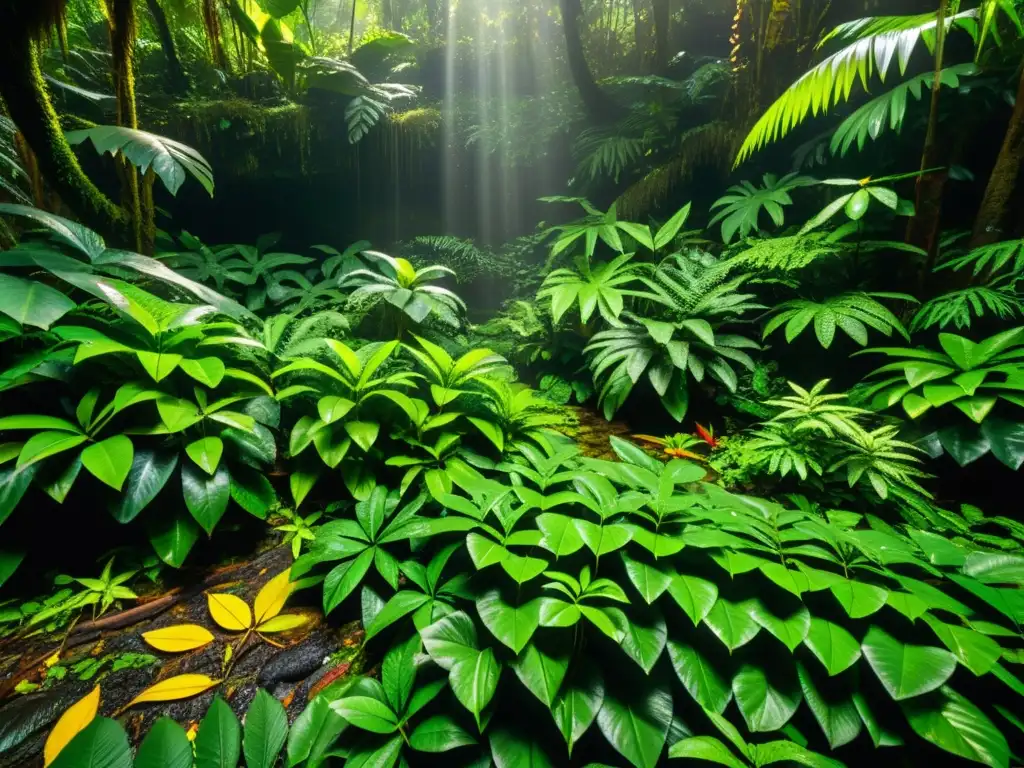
[803, 618, 861, 676]
[450, 648, 501, 722]
[80, 435, 133, 491]
[182, 463, 230, 535]
[330, 696, 399, 734]
[285, 696, 345, 768]
[135, 718, 192, 768]
[66, 126, 214, 196]
[861, 626, 957, 701]
[922, 615, 1003, 676]
[902, 687, 1010, 767]
[666, 573, 718, 625]
[409, 714, 476, 753]
[509, 639, 571, 707]
[108, 450, 177, 523]
[489, 726, 555, 768]
[421, 611, 481, 669]
[749, 602, 810, 652]
[195, 696, 241, 768]
[830, 579, 888, 618]
[0, 463, 38, 527]
[242, 690, 288, 768]
[50, 717, 131, 768]
[476, 589, 541, 654]
[621, 551, 674, 604]
[667, 641, 731, 714]
[0, 275, 75, 329]
[797, 662, 861, 749]
[668, 736, 746, 767]
[0, 204, 106, 260]
[148, 511, 200, 568]
[323, 549, 374, 613]
[551, 661, 604, 754]
[732, 665, 801, 733]
[620, 605, 667, 673]
[703, 599, 760, 651]
[596, 682, 673, 768]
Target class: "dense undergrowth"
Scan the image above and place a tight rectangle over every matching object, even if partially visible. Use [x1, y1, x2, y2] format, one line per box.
[2, 0, 1024, 767]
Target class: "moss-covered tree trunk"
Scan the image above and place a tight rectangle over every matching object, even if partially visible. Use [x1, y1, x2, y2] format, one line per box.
[558, 0, 622, 123]
[145, 0, 188, 93]
[0, 33, 128, 242]
[970, 64, 1024, 247]
[202, 0, 229, 71]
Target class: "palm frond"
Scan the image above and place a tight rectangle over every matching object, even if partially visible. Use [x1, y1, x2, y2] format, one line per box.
[939, 238, 1024, 277]
[831, 63, 979, 156]
[910, 280, 1023, 331]
[735, 9, 979, 165]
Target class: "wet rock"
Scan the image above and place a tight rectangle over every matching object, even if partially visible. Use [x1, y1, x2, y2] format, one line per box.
[258, 633, 334, 685]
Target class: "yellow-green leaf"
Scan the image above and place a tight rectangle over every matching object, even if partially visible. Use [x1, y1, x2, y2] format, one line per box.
[142, 624, 216, 653]
[126, 674, 219, 707]
[253, 569, 292, 625]
[207, 592, 252, 631]
[257, 614, 308, 633]
[44, 685, 100, 766]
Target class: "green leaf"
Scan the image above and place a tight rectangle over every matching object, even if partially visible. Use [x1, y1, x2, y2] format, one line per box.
[421, 611, 480, 669]
[180, 357, 226, 388]
[135, 718, 192, 768]
[536, 513, 586, 556]
[109, 450, 177, 523]
[228, 467, 275, 520]
[364, 591, 430, 641]
[621, 551, 674, 604]
[476, 589, 541, 654]
[596, 682, 673, 768]
[902, 687, 1009, 768]
[17, 432, 87, 469]
[285, 696, 345, 768]
[861, 626, 957, 701]
[922, 615, 1003, 676]
[450, 648, 501, 722]
[409, 714, 476, 752]
[242, 689, 288, 768]
[381, 633, 418, 715]
[331, 696, 399, 734]
[667, 641, 731, 714]
[182, 463, 230, 536]
[345, 420, 380, 452]
[0, 274, 75, 329]
[551, 662, 604, 753]
[703, 599, 760, 652]
[620, 605, 667, 673]
[980, 418, 1024, 470]
[732, 664, 801, 733]
[509, 639, 570, 707]
[803, 618, 861, 676]
[79, 435, 133, 491]
[830, 579, 888, 618]
[186, 437, 224, 475]
[0, 204, 106, 259]
[749, 602, 810, 652]
[50, 717, 131, 768]
[797, 662, 861, 749]
[0, 549, 24, 591]
[323, 549, 374, 613]
[489, 726, 555, 767]
[668, 736, 746, 767]
[666, 573, 718, 625]
[653, 203, 691, 250]
[148, 511, 200, 568]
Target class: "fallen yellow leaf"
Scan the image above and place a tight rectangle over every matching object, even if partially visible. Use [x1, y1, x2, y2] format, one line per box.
[142, 624, 216, 653]
[126, 674, 219, 707]
[207, 593, 252, 631]
[257, 614, 308, 634]
[44, 652, 60, 668]
[253, 569, 292, 625]
[44, 685, 100, 766]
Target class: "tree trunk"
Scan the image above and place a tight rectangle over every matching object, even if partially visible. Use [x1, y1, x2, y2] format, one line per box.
[652, 0, 670, 72]
[631, 0, 654, 68]
[348, 0, 357, 54]
[202, 0, 228, 71]
[559, 0, 622, 122]
[971, 65, 1024, 247]
[144, 0, 187, 92]
[0, 36, 129, 243]
[907, 0, 949, 271]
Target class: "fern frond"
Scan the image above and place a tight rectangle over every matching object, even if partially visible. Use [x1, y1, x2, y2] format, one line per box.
[573, 130, 646, 183]
[728, 232, 844, 272]
[735, 9, 979, 165]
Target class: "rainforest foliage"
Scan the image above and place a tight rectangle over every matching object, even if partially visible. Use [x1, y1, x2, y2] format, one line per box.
[1, 1, 1024, 768]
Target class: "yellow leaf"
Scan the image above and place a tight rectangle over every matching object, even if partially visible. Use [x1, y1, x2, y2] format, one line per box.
[253, 569, 292, 625]
[44, 685, 100, 766]
[126, 674, 219, 708]
[257, 614, 308, 633]
[44, 652, 61, 668]
[207, 592, 252, 631]
[142, 624, 215, 653]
